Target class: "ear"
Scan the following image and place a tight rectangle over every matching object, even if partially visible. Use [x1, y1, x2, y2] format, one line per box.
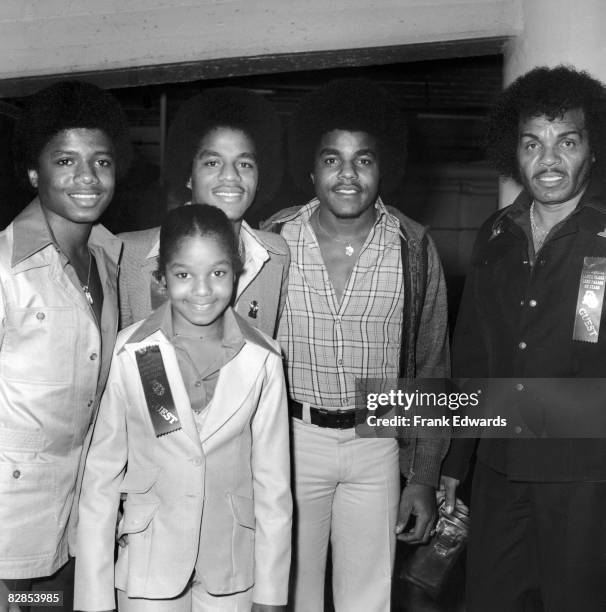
[310, 172, 315, 185]
[28, 169, 39, 190]
[186, 177, 192, 190]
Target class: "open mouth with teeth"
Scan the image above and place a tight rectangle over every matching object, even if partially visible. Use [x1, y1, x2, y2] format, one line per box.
[69, 192, 101, 200]
[213, 189, 244, 199]
[334, 185, 361, 195]
[535, 174, 566, 185]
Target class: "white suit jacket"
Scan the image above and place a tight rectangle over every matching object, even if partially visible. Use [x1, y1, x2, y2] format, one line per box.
[0, 199, 121, 579]
[73, 306, 292, 610]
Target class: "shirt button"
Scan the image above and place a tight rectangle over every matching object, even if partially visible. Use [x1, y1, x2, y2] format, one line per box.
[518, 341, 527, 350]
[514, 426, 522, 434]
[341, 399, 348, 406]
[529, 299, 537, 307]
[191, 457, 202, 466]
[36, 312, 45, 320]
[89, 353, 98, 361]
[12, 470, 20, 479]
[515, 383, 525, 392]
[87, 400, 94, 408]
[194, 381, 202, 388]
[520, 300, 525, 306]
[337, 359, 343, 366]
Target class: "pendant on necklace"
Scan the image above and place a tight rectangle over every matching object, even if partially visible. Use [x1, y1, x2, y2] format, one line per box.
[345, 244, 354, 257]
[82, 285, 94, 305]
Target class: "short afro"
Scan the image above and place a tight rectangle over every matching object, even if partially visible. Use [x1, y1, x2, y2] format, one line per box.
[165, 87, 283, 207]
[485, 65, 606, 182]
[13, 80, 132, 184]
[288, 78, 407, 197]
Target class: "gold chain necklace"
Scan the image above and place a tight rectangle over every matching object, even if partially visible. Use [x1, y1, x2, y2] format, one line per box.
[315, 213, 366, 257]
[81, 251, 94, 305]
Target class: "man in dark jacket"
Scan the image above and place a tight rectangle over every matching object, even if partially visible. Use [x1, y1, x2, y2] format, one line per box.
[442, 65, 606, 612]
[266, 79, 450, 612]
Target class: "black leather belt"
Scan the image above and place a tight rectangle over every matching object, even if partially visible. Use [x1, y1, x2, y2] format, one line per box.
[289, 399, 366, 429]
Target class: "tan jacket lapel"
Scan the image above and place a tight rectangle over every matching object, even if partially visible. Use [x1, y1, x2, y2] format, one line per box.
[199, 343, 266, 444]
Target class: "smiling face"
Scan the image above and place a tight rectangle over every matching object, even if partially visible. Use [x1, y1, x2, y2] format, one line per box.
[163, 233, 235, 336]
[311, 129, 380, 221]
[28, 128, 115, 226]
[189, 127, 258, 227]
[517, 109, 595, 207]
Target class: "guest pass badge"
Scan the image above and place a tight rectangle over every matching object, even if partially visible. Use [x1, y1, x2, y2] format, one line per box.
[135, 345, 182, 436]
[572, 257, 606, 343]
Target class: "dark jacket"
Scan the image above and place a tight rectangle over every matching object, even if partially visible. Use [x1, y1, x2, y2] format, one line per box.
[444, 181, 606, 482]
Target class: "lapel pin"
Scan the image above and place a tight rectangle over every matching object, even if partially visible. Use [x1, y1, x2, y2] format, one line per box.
[248, 300, 259, 319]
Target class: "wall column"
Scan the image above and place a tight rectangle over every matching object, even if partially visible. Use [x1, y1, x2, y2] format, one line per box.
[500, 0, 606, 206]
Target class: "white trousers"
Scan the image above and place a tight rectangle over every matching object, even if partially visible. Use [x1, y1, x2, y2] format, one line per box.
[290, 417, 400, 612]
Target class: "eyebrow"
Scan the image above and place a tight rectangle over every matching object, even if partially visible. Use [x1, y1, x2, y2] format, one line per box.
[49, 148, 114, 156]
[197, 148, 256, 158]
[519, 129, 585, 140]
[169, 259, 232, 268]
[318, 147, 377, 157]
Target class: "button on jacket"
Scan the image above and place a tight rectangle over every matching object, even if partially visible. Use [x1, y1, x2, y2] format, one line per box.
[0, 198, 122, 579]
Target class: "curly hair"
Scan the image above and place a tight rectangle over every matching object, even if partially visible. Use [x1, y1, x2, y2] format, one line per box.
[156, 204, 243, 280]
[165, 88, 282, 208]
[485, 65, 606, 182]
[288, 78, 407, 197]
[13, 80, 132, 184]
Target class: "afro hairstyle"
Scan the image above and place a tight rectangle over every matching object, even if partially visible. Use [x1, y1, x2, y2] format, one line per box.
[288, 78, 407, 197]
[13, 80, 132, 186]
[485, 65, 606, 182]
[164, 87, 283, 208]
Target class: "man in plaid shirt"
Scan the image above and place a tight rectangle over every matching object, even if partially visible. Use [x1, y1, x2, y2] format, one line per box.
[265, 79, 450, 611]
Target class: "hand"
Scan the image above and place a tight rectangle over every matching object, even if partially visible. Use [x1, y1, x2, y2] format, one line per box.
[395, 482, 437, 544]
[438, 475, 460, 514]
[116, 506, 127, 547]
[251, 604, 286, 612]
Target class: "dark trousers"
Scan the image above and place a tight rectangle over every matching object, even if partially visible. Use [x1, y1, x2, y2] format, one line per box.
[3, 557, 74, 612]
[466, 462, 606, 612]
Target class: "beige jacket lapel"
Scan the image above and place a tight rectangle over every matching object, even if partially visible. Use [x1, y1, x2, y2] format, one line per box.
[199, 343, 266, 444]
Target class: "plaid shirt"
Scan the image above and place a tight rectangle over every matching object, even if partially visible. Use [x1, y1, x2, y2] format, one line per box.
[277, 198, 404, 407]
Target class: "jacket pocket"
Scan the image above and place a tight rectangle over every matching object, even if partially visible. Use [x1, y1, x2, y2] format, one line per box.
[228, 493, 256, 529]
[120, 501, 159, 535]
[0, 307, 75, 384]
[119, 468, 161, 494]
[0, 461, 58, 559]
[227, 493, 255, 585]
[120, 501, 159, 586]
